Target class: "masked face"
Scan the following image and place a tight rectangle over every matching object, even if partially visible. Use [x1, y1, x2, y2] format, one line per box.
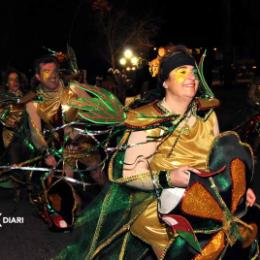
[7, 72, 20, 92]
[36, 62, 60, 90]
[165, 65, 199, 100]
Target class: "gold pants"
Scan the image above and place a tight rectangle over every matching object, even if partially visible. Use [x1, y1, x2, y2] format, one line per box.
[130, 199, 170, 249]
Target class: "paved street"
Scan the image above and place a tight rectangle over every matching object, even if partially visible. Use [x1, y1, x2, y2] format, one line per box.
[0, 188, 78, 260]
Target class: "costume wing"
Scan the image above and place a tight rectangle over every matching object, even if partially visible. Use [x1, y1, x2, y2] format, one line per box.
[66, 43, 79, 73]
[69, 84, 126, 125]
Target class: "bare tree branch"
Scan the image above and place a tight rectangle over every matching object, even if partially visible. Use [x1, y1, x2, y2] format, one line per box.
[89, 0, 160, 68]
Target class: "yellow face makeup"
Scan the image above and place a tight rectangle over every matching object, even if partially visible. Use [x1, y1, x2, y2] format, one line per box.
[40, 69, 58, 80]
[171, 66, 198, 83]
[41, 70, 51, 80]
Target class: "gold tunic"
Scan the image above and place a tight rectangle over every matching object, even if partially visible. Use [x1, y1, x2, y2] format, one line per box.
[130, 111, 217, 250]
[34, 83, 98, 168]
[150, 112, 217, 172]
[36, 84, 78, 125]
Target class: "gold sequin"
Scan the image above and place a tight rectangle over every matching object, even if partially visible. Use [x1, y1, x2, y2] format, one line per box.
[181, 182, 224, 222]
[230, 159, 246, 213]
[194, 230, 225, 260]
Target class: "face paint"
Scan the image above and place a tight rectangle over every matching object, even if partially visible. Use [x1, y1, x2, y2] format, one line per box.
[172, 67, 195, 83]
[41, 69, 58, 80]
[165, 65, 199, 100]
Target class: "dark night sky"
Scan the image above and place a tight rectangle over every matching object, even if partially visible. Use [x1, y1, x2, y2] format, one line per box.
[0, 0, 260, 81]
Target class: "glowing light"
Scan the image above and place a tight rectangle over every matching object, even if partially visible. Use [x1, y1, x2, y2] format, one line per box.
[131, 56, 138, 65]
[119, 48, 141, 71]
[119, 57, 127, 65]
[124, 49, 133, 59]
[213, 48, 217, 51]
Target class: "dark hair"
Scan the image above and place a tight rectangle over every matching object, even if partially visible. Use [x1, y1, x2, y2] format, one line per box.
[1, 68, 28, 93]
[33, 55, 59, 74]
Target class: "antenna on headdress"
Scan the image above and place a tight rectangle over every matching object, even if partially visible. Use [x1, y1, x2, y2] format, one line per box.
[195, 50, 215, 98]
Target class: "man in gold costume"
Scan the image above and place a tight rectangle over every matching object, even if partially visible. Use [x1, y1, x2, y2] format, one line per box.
[57, 46, 258, 259]
[26, 56, 105, 229]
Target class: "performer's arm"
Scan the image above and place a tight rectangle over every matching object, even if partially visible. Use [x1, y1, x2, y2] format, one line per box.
[123, 130, 199, 190]
[123, 130, 158, 190]
[26, 101, 48, 151]
[26, 102, 57, 167]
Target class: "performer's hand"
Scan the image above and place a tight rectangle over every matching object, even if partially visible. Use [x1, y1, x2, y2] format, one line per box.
[45, 155, 57, 168]
[170, 166, 200, 187]
[246, 188, 256, 207]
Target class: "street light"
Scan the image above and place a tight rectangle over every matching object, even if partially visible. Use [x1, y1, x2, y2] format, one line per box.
[124, 49, 133, 59]
[131, 56, 138, 66]
[119, 48, 140, 71]
[119, 57, 127, 66]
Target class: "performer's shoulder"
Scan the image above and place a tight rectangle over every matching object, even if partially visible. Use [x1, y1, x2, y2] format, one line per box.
[128, 100, 163, 116]
[195, 98, 220, 121]
[25, 100, 38, 112]
[125, 100, 168, 128]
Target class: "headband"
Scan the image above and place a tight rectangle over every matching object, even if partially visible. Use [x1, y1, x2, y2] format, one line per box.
[160, 52, 195, 82]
